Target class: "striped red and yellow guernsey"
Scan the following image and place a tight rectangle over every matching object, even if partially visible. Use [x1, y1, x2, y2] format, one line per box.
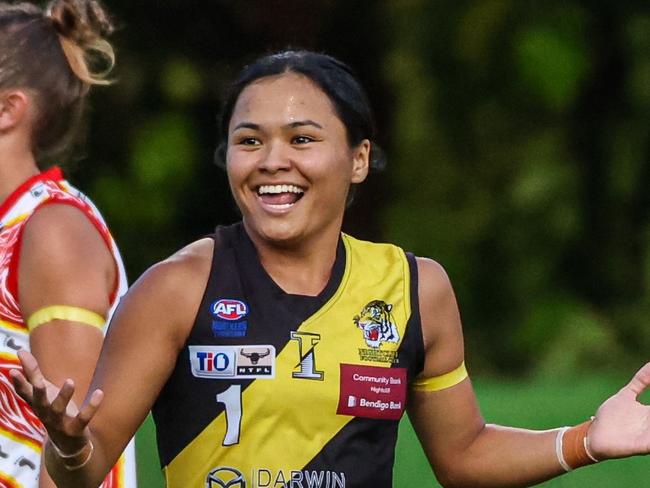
[0, 168, 136, 487]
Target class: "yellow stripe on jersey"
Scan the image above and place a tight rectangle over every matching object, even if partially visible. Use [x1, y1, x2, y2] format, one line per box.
[411, 361, 468, 392]
[2, 212, 29, 228]
[0, 423, 43, 452]
[0, 469, 22, 488]
[0, 318, 27, 333]
[165, 235, 412, 487]
[26, 306, 105, 332]
[110, 453, 125, 488]
[0, 352, 21, 363]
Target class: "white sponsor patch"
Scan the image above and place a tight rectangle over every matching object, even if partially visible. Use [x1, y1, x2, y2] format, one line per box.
[189, 345, 276, 379]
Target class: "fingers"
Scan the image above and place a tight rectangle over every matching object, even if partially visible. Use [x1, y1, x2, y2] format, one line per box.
[50, 379, 75, 417]
[13, 350, 95, 430]
[624, 362, 650, 398]
[9, 368, 33, 403]
[16, 350, 46, 389]
[73, 389, 104, 431]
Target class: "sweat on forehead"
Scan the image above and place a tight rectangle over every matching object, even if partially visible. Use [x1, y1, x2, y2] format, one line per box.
[229, 73, 340, 127]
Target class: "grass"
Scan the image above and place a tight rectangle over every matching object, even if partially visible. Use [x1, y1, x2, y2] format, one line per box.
[135, 372, 649, 487]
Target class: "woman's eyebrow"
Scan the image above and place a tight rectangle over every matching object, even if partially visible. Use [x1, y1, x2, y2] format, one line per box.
[286, 120, 323, 129]
[232, 122, 260, 131]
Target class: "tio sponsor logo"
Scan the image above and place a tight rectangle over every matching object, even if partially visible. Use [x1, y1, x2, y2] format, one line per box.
[212, 299, 248, 321]
[196, 351, 231, 372]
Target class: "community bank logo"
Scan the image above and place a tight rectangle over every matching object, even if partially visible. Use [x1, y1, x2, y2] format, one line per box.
[189, 345, 275, 379]
[206, 466, 245, 488]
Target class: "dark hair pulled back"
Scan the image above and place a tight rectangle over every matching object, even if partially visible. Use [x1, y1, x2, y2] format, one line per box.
[216, 50, 386, 172]
[0, 0, 115, 163]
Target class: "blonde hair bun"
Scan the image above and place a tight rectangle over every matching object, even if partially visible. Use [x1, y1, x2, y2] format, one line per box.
[46, 0, 115, 85]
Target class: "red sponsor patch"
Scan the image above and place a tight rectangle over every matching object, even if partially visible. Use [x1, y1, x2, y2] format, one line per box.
[337, 364, 407, 420]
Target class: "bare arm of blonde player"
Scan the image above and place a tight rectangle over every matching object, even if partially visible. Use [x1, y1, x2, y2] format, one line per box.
[18, 204, 114, 488]
[409, 257, 650, 488]
[13, 237, 213, 487]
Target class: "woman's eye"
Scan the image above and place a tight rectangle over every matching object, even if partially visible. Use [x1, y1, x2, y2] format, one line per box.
[292, 135, 314, 145]
[237, 137, 260, 146]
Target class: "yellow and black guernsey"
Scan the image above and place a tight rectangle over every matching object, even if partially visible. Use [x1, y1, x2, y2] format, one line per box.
[153, 223, 425, 488]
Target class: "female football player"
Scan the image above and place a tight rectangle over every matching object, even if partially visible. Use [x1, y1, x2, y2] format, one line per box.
[12, 50, 650, 487]
[0, 0, 135, 486]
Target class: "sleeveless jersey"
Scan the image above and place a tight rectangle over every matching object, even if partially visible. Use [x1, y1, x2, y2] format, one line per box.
[0, 167, 137, 487]
[153, 223, 425, 488]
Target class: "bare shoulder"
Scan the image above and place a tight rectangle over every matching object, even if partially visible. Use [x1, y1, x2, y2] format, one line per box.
[21, 203, 111, 265]
[415, 257, 455, 304]
[117, 238, 215, 347]
[155, 237, 214, 280]
[415, 256, 465, 377]
[24, 201, 98, 233]
[129, 237, 214, 305]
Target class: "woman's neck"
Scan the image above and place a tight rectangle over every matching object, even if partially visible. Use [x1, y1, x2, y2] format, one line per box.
[246, 223, 342, 297]
[0, 145, 39, 205]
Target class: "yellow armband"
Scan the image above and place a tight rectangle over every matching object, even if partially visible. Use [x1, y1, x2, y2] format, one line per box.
[411, 361, 468, 392]
[26, 305, 105, 332]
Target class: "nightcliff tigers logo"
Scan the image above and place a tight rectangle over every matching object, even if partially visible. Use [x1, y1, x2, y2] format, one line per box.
[353, 300, 399, 349]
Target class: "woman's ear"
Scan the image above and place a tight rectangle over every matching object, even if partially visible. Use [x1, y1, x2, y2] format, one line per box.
[351, 139, 370, 184]
[0, 90, 30, 133]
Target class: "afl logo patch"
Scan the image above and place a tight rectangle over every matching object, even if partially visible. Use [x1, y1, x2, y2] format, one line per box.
[211, 299, 248, 321]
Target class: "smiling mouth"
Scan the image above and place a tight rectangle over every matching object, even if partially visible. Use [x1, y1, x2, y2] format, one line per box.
[256, 184, 305, 209]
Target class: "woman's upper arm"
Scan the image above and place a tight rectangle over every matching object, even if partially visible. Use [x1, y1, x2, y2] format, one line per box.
[85, 238, 214, 465]
[408, 257, 485, 481]
[19, 204, 115, 402]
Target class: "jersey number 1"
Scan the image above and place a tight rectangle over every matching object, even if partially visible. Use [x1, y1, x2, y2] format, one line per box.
[216, 384, 242, 446]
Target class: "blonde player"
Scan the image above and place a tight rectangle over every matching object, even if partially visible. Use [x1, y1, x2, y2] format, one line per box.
[0, 1, 135, 486]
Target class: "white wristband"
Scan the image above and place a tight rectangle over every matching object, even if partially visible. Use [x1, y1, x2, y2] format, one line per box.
[584, 435, 600, 463]
[555, 426, 572, 472]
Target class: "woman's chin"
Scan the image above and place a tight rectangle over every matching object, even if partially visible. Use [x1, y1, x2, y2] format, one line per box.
[246, 220, 305, 249]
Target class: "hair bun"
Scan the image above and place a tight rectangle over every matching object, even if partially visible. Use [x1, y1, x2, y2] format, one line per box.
[47, 0, 113, 47]
[45, 0, 115, 85]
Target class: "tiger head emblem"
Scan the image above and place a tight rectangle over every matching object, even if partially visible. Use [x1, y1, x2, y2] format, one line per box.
[353, 300, 400, 349]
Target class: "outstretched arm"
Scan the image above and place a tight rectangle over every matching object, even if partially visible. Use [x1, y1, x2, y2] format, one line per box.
[18, 205, 115, 488]
[12, 237, 214, 487]
[409, 257, 650, 488]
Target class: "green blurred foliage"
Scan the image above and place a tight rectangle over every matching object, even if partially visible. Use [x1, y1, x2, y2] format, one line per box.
[382, 0, 650, 375]
[69, 1, 649, 376]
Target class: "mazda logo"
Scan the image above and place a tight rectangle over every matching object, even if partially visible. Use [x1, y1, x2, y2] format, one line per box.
[206, 466, 246, 488]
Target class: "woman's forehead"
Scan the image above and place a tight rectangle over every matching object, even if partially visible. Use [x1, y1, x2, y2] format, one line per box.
[230, 73, 339, 126]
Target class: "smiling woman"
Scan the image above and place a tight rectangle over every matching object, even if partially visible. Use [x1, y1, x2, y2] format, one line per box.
[9, 50, 650, 488]
[225, 72, 370, 272]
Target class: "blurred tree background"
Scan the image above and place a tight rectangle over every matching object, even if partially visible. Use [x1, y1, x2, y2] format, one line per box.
[69, 0, 649, 379]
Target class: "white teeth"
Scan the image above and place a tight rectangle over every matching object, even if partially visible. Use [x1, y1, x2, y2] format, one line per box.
[257, 184, 304, 195]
